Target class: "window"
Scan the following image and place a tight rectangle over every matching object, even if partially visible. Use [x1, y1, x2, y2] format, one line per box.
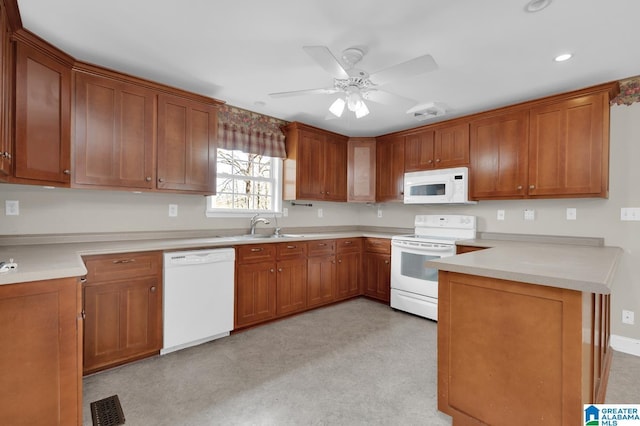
[206, 148, 282, 217]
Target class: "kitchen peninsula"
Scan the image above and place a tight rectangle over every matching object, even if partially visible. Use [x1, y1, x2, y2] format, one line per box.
[429, 235, 622, 425]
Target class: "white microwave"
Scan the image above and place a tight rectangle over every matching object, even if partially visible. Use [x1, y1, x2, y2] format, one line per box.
[403, 167, 475, 204]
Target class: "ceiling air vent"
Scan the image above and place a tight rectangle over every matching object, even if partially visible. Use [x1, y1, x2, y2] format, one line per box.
[407, 102, 447, 121]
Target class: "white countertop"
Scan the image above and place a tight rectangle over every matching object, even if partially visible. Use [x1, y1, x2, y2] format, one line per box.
[0, 231, 394, 286]
[428, 238, 622, 294]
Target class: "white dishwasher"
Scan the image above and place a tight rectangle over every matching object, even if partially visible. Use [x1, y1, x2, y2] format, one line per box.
[162, 248, 235, 355]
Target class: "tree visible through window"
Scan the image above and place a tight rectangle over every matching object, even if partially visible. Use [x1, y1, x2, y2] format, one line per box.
[209, 148, 281, 213]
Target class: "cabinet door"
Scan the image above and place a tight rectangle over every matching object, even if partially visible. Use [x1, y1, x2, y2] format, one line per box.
[157, 94, 217, 193]
[434, 122, 470, 168]
[74, 72, 156, 189]
[0, 4, 12, 178]
[0, 278, 80, 426]
[376, 135, 405, 202]
[528, 93, 609, 197]
[296, 130, 325, 199]
[363, 253, 391, 303]
[404, 130, 435, 171]
[324, 134, 347, 201]
[470, 110, 529, 199]
[235, 261, 277, 327]
[307, 255, 336, 308]
[347, 138, 376, 202]
[276, 258, 308, 316]
[336, 251, 362, 300]
[14, 42, 71, 183]
[83, 276, 162, 374]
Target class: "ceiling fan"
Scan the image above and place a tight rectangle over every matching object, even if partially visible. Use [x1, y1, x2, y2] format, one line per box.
[269, 46, 438, 119]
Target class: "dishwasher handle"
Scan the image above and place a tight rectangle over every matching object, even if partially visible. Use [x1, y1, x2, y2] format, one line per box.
[165, 249, 235, 267]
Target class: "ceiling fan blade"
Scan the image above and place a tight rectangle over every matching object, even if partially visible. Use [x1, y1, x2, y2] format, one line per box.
[369, 54, 438, 86]
[303, 46, 349, 79]
[362, 89, 418, 109]
[269, 87, 339, 98]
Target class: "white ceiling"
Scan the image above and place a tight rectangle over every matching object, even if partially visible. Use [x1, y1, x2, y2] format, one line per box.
[16, 0, 640, 137]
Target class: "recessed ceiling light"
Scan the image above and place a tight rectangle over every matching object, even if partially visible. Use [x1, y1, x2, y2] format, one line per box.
[554, 53, 573, 62]
[525, 0, 552, 13]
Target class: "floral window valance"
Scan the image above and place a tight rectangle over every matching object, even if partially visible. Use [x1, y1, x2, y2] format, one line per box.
[218, 105, 288, 158]
[611, 76, 640, 106]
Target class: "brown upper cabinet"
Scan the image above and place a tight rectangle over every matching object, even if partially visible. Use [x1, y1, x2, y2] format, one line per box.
[13, 31, 72, 185]
[72, 63, 221, 195]
[0, 2, 12, 179]
[470, 83, 617, 200]
[73, 71, 156, 190]
[347, 137, 376, 202]
[375, 133, 405, 202]
[404, 122, 469, 172]
[283, 122, 348, 201]
[156, 93, 218, 193]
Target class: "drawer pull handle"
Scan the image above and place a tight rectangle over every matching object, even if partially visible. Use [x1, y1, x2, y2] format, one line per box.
[317, 243, 327, 247]
[344, 241, 352, 245]
[286, 245, 297, 249]
[112, 259, 136, 264]
[80, 277, 87, 284]
[250, 248, 264, 252]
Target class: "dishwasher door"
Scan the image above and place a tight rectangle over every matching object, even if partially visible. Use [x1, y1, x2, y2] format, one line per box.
[162, 248, 235, 355]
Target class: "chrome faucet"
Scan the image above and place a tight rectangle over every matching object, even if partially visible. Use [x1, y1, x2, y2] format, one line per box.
[249, 214, 270, 235]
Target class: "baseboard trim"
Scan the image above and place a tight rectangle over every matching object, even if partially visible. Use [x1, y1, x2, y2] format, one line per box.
[610, 334, 640, 357]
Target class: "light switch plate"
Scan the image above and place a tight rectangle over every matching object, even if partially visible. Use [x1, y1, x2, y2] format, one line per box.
[282, 207, 288, 217]
[621, 207, 640, 221]
[5, 200, 19, 216]
[497, 210, 505, 221]
[168, 204, 178, 217]
[377, 207, 383, 218]
[566, 208, 577, 220]
[317, 208, 323, 218]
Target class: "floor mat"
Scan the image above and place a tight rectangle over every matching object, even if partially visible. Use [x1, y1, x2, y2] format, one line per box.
[90, 394, 125, 426]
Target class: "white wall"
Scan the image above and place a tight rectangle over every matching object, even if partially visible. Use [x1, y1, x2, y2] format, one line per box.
[0, 102, 638, 345]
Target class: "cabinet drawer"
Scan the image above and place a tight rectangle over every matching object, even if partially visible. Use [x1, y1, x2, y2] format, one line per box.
[236, 244, 277, 263]
[364, 238, 391, 254]
[307, 239, 336, 257]
[336, 238, 363, 254]
[83, 251, 162, 282]
[276, 241, 307, 260]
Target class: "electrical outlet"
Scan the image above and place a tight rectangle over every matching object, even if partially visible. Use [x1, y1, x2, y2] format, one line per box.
[317, 208, 323, 218]
[377, 207, 383, 218]
[497, 210, 505, 221]
[282, 207, 288, 217]
[524, 209, 535, 221]
[5, 200, 19, 216]
[168, 204, 178, 217]
[566, 208, 577, 221]
[622, 310, 635, 325]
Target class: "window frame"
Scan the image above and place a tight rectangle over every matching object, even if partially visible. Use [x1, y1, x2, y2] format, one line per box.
[205, 149, 283, 218]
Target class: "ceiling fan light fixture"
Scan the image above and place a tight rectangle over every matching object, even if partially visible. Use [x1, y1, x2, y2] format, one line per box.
[355, 101, 370, 118]
[329, 97, 346, 117]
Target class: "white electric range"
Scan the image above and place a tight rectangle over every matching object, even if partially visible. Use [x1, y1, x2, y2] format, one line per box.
[390, 214, 476, 320]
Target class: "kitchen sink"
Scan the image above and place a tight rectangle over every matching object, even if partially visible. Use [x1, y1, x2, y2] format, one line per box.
[230, 234, 304, 240]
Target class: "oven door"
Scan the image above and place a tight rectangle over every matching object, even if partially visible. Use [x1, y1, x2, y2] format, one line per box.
[390, 240, 455, 299]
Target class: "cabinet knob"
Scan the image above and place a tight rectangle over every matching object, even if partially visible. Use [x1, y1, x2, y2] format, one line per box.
[529, 184, 536, 189]
[435, 158, 441, 163]
[145, 176, 152, 182]
[278, 268, 283, 272]
[427, 159, 433, 164]
[385, 260, 390, 264]
[517, 185, 523, 190]
[150, 286, 156, 292]
[63, 169, 71, 175]
[2, 151, 11, 159]
[338, 259, 342, 263]
[326, 191, 330, 195]
[270, 268, 275, 273]
[158, 178, 164, 183]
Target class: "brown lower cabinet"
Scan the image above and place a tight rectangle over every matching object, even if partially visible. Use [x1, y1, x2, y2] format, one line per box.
[0, 277, 82, 426]
[363, 238, 391, 303]
[235, 237, 381, 329]
[82, 251, 163, 375]
[438, 271, 611, 425]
